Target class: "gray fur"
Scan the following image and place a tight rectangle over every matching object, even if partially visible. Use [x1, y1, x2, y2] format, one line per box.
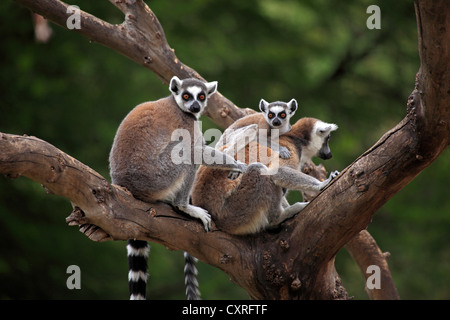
[192, 117, 339, 235]
[259, 98, 297, 134]
[110, 76, 247, 300]
[217, 99, 298, 160]
[259, 98, 298, 159]
[110, 76, 246, 230]
[184, 252, 200, 300]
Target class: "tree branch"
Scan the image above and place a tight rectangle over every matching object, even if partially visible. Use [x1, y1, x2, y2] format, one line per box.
[0, 132, 268, 295]
[345, 230, 399, 300]
[0, 132, 397, 300]
[301, 163, 399, 300]
[13, 0, 254, 128]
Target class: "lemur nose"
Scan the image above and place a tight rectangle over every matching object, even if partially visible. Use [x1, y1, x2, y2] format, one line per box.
[319, 151, 332, 160]
[190, 101, 201, 113]
[272, 119, 281, 126]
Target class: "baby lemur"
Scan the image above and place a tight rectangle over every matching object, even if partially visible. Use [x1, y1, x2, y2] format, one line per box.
[216, 98, 298, 159]
[192, 117, 339, 235]
[109, 76, 246, 300]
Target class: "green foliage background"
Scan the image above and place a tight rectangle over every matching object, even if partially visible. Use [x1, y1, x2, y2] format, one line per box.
[0, 0, 448, 299]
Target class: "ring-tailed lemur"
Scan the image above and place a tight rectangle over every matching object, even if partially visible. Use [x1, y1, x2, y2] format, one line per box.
[192, 117, 339, 235]
[216, 99, 298, 159]
[109, 76, 247, 300]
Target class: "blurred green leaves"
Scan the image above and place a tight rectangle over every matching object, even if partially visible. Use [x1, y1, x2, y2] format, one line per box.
[0, 0, 448, 299]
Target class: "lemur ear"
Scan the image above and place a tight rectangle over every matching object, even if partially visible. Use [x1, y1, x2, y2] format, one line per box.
[288, 99, 298, 114]
[259, 99, 269, 113]
[169, 76, 182, 94]
[329, 123, 338, 132]
[316, 122, 338, 136]
[205, 81, 218, 97]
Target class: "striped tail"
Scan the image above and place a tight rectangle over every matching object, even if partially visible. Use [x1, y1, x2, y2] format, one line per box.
[184, 252, 201, 300]
[127, 240, 150, 300]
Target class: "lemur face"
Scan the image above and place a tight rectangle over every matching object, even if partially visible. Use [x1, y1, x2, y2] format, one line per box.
[312, 121, 338, 160]
[170, 76, 218, 118]
[259, 99, 298, 129]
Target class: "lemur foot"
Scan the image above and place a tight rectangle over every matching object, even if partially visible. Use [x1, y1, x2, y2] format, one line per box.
[178, 204, 212, 231]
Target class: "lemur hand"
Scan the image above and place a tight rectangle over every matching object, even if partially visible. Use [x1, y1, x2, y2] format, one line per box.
[279, 146, 291, 159]
[329, 170, 340, 180]
[227, 161, 247, 180]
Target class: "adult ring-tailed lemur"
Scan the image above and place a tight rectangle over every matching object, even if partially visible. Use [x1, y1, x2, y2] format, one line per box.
[109, 76, 247, 300]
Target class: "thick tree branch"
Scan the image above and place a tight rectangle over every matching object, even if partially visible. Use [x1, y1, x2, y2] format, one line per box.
[301, 163, 399, 300]
[0, 132, 266, 299]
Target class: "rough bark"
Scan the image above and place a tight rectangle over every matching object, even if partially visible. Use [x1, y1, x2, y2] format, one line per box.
[302, 163, 400, 299]
[3, 0, 448, 299]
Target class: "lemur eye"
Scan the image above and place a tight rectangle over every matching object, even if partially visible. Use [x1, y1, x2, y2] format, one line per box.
[280, 112, 286, 118]
[183, 93, 190, 101]
[198, 94, 206, 101]
[268, 113, 274, 119]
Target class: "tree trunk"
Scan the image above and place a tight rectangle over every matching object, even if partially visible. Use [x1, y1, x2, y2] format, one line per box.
[3, 0, 448, 299]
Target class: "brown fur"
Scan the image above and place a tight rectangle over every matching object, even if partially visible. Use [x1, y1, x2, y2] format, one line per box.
[228, 113, 272, 132]
[109, 95, 202, 203]
[192, 117, 323, 235]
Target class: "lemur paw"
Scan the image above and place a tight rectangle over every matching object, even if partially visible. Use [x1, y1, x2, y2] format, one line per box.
[319, 170, 340, 190]
[237, 161, 248, 173]
[228, 171, 241, 180]
[279, 147, 291, 159]
[182, 205, 212, 231]
[197, 209, 212, 232]
[227, 161, 248, 180]
[329, 170, 340, 180]
[202, 216, 212, 232]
